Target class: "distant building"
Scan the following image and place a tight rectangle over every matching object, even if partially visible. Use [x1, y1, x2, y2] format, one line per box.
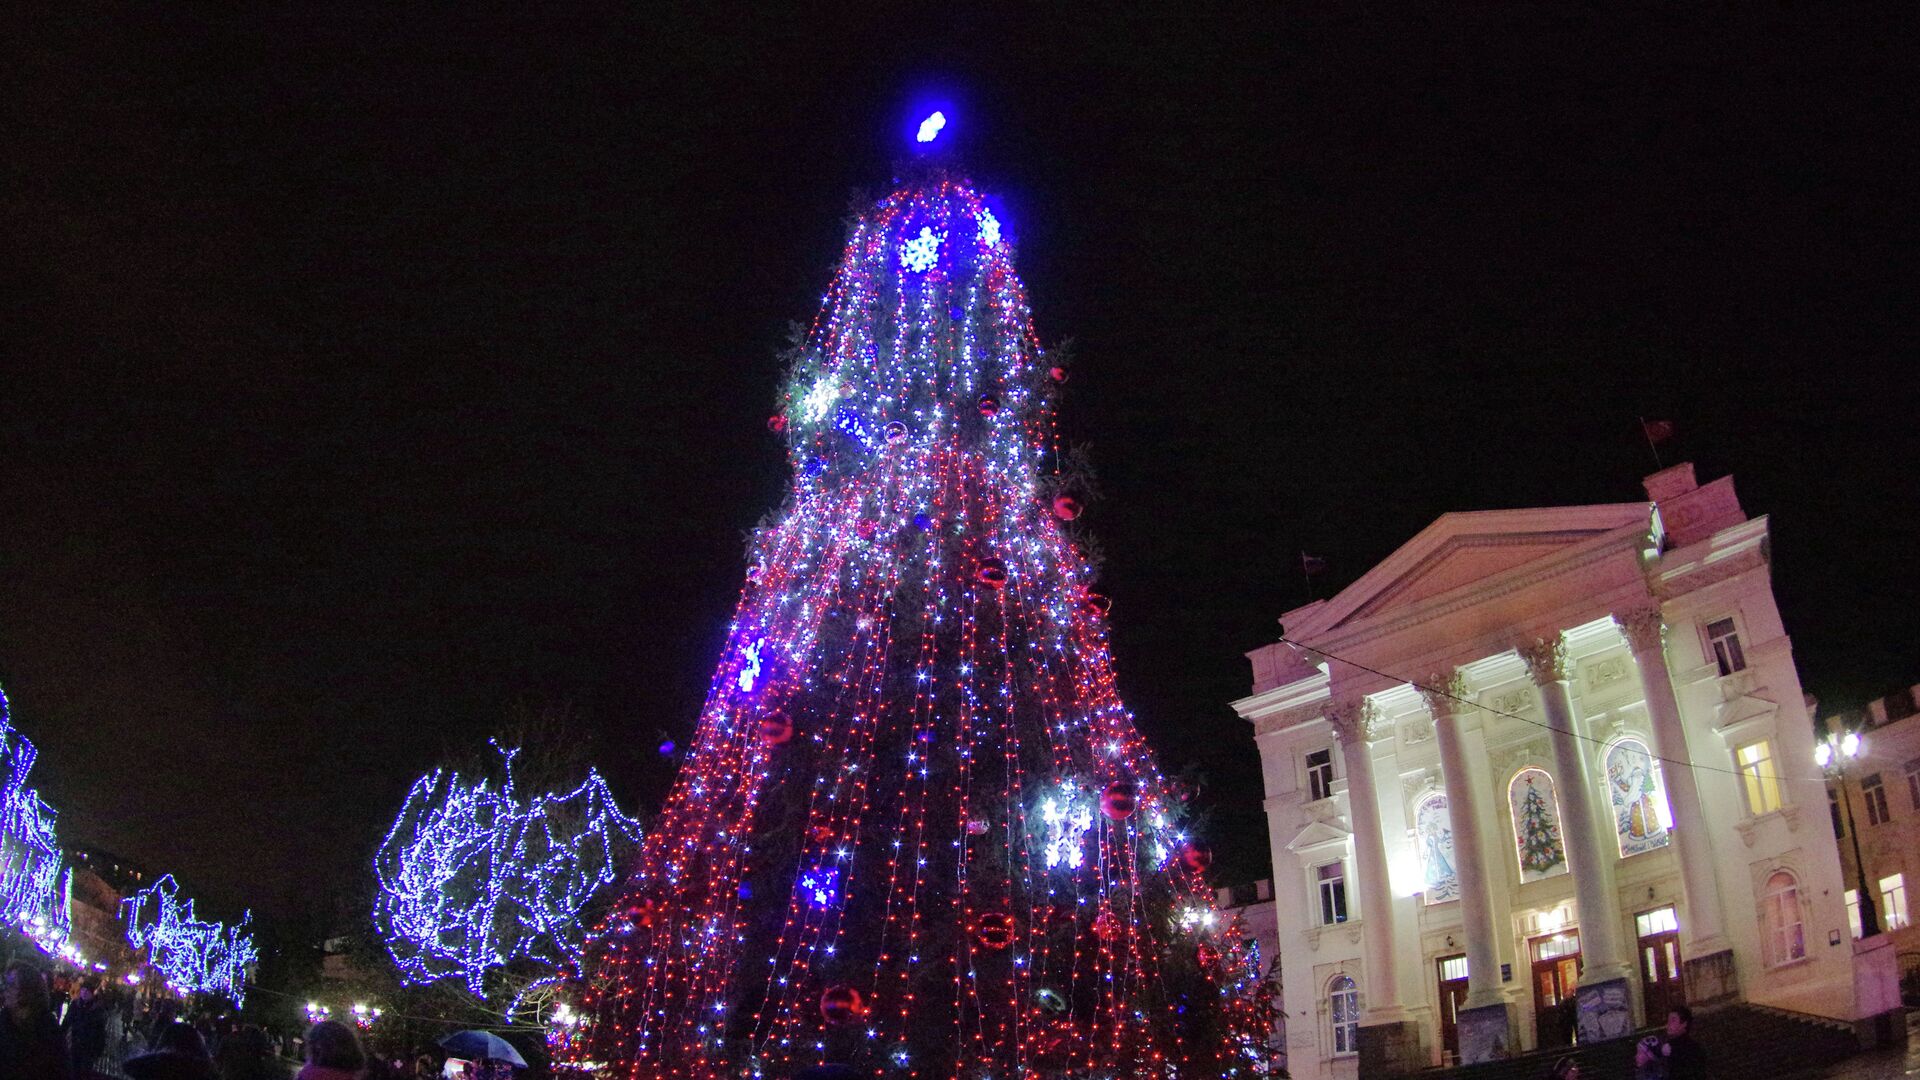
[1215, 879, 1284, 1073]
[65, 846, 147, 975]
[1821, 684, 1920, 999]
[69, 847, 154, 896]
[1233, 463, 1902, 1078]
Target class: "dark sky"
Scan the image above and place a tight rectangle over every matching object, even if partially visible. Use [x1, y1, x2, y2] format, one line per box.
[3, 7, 1913, 919]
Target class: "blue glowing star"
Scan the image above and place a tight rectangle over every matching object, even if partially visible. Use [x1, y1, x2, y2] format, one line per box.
[834, 406, 877, 449]
[978, 209, 1001, 247]
[736, 638, 766, 693]
[916, 111, 946, 143]
[900, 226, 944, 272]
[798, 866, 839, 908]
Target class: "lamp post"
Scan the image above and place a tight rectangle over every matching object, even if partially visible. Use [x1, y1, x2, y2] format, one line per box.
[1815, 727, 1880, 938]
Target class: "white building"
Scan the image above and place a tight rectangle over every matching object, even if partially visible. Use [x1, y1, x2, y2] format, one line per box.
[1232, 463, 1902, 1078]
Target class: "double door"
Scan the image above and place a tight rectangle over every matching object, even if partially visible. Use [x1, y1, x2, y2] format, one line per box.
[1530, 930, 1582, 1050]
[1637, 905, 1686, 1024]
[1435, 954, 1469, 1065]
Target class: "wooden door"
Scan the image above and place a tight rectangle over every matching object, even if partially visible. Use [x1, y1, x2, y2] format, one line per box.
[1530, 931, 1582, 1050]
[1639, 928, 1685, 1023]
[1436, 954, 1469, 1064]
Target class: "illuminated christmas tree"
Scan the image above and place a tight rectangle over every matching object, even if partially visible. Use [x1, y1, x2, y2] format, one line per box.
[564, 114, 1268, 1078]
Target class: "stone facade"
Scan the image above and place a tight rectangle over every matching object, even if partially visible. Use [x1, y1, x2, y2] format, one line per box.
[1823, 685, 1920, 997]
[1232, 464, 1893, 1079]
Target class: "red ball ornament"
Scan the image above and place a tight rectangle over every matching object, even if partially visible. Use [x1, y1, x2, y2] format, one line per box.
[883, 420, 908, 444]
[1196, 942, 1221, 968]
[1091, 908, 1121, 941]
[1101, 780, 1138, 820]
[966, 817, 991, 836]
[977, 393, 1000, 416]
[1048, 366, 1068, 383]
[766, 414, 788, 433]
[759, 715, 794, 746]
[624, 898, 658, 928]
[819, 985, 866, 1026]
[807, 823, 834, 844]
[975, 911, 1016, 951]
[1082, 592, 1112, 616]
[856, 520, 878, 540]
[1181, 842, 1214, 874]
[976, 558, 1009, 586]
[1051, 495, 1082, 521]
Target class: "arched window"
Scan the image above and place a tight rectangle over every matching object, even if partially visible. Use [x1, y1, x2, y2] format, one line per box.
[1414, 792, 1460, 904]
[1605, 738, 1673, 858]
[1763, 870, 1805, 965]
[1328, 974, 1360, 1056]
[1509, 768, 1568, 881]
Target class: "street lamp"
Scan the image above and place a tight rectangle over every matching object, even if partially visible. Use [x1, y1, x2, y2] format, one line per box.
[1815, 726, 1879, 938]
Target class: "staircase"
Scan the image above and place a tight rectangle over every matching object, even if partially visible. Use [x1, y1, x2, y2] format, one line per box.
[1416, 1002, 1866, 1080]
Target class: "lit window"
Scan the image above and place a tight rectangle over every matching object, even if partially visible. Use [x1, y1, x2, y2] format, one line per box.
[1862, 773, 1891, 826]
[1635, 906, 1679, 936]
[1317, 861, 1349, 926]
[1763, 870, 1805, 965]
[1737, 741, 1783, 816]
[1328, 974, 1359, 1056]
[1845, 889, 1863, 940]
[1306, 748, 1334, 803]
[1437, 955, 1469, 982]
[1705, 617, 1747, 676]
[1881, 874, 1909, 930]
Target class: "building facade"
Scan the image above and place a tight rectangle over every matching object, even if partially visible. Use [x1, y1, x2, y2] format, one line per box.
[1232, 464, 1898, 1078]
[1823, 684, 1920, 997]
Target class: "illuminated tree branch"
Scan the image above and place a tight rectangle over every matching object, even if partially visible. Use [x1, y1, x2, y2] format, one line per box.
[123, 874, 257, 1005]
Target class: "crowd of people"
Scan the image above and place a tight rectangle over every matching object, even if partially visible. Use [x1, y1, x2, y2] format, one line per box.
[0, 961, 513, 1080]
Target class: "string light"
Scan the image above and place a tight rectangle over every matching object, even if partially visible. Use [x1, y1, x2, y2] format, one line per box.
[122, 874, 257, 1005]
[0, 686, 72, 957]
[373, 742, 642, 999]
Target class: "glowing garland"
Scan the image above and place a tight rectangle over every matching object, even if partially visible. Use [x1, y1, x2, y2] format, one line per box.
[122, 874, 257, 1004]
[0, 686, 73, 957]
[373, 744, 642, 1000]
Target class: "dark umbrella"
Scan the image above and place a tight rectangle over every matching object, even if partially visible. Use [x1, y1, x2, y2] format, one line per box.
[437, 1030, 529, 1068]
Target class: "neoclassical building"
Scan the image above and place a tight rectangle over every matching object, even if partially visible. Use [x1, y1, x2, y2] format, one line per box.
[1233, 464, 1899, 1077]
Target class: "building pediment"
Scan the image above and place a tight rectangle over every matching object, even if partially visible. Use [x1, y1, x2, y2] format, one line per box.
[1285, 818, 1351, 853]
[1284, 504, 1655, 638]
[1714, 690, 1778, 736]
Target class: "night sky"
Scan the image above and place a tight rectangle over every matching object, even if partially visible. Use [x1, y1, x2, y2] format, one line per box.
[3, 8, 1913, 921]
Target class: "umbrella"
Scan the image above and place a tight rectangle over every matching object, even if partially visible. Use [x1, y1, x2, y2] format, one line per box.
[437, 1031, 528, 1068]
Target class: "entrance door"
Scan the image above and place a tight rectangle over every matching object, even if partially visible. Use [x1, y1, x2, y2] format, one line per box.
[1637, 906, 1686, 1024]
[1436, 954, 1469, 1065]
[1530, 930, 1582, 1050]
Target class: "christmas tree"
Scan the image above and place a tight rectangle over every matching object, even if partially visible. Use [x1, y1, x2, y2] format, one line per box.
[562, 115, 1268, 1078]
[1515, 774, 1564, 877]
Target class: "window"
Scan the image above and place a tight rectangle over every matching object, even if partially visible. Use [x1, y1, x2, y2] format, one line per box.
[1907, 759, 1920, 811]
[1846, 889, 1863, 940]
[1737, 741, 1783, 815]
[1437, 954, 1469, 982]
[1606, 739, 1673, 857]
[1316, 861, 1349, 925]
[1510, 768, 1569, 881]
[1706, 617, 1747, 676]
[1830, 788, 1846, 838]
[1328, 974, 1360, 1056]
[1636, 906, 1679, 936]
[1881, 874, 1910, 931]
[1306, 748, 1334, 803]
[1763, 870, 1805, 965]
[1862, 773, 1891, 826]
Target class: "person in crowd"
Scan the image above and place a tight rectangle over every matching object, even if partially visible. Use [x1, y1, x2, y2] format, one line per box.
[216, 1023, 286, 1080]
[299, 1019, 367, 1080]
[1634, 1005, 1706, 1079]
[64, 976, 110, 1078]
[123, 1020, 217, 1080]
[0, 960, 73, 1078]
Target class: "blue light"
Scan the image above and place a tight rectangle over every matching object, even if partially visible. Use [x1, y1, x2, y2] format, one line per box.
[737, 637, 767, 693]
[834, 406, 877, 449]
[798, 866, 839, 908]
[915, 111, 946, 143]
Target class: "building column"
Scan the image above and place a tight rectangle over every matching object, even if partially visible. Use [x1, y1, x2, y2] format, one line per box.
[1615, 605, 1738, 1001]
[1422, 671, 1514, 1063]
[1327, 700, 1423, 1076]
[1518, 634, 1635, 1041]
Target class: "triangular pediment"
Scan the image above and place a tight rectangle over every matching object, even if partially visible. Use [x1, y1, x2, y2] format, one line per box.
[1714, 691, 1778, 734]
[1285, 819, 1351, 853]
[1297, 504, 1653, 634]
